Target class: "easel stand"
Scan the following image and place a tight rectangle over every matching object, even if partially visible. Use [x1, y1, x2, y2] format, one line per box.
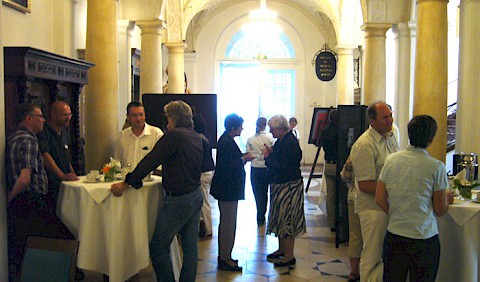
[305, 145, 322, 193]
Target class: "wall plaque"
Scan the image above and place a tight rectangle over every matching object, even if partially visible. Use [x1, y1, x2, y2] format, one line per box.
[2, 0, 31, 13]
[315, 51, 337, 81]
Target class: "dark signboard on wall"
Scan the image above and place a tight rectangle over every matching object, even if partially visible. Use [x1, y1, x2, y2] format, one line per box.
[315, 51, 337, 81]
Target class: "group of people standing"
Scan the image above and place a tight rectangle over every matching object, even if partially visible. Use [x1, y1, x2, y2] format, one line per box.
[6, 98, 454, 282]
[324, 101, 453, 282]
[209, 113, 306, 271]
[6, 101, 84, 280]
[110, 102, 306, 279]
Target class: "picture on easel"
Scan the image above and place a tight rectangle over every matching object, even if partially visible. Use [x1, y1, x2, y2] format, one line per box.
[308, 107, 333, 146]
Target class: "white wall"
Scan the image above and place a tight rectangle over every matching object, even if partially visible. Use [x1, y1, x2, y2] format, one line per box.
[193, 1, 337, 164]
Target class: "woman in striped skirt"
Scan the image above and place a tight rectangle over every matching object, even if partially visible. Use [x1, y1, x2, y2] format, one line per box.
[263, 115, 306, 267]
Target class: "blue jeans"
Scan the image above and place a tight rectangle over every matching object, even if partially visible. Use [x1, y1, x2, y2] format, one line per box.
[150, 188, 203, 282]
[250, 167, 269, 225]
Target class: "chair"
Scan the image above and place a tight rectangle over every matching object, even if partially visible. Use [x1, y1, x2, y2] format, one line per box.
[20, 236, 79, 282]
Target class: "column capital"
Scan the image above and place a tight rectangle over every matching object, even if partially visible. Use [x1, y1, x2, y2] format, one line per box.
[118, 19, 136, 36]
[136, 19, 166, 34]
[392, 22, 411, 39]
[336, 44, 357, 51]
[165, 43, 187, 53]
[416, 0, 448, 4]
[361, 22, 392, 31]
[336, 47, 356, 56]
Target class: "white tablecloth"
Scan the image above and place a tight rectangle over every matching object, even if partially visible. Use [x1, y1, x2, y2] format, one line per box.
[57, 176, 181, 282]
[436, 199, 480, 282]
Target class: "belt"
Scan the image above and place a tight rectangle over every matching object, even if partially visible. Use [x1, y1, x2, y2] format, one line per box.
[325, 160, 337, 164]
[164, 189, 195, 197]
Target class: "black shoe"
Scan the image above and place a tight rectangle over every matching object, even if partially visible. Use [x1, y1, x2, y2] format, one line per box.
[75, 268, 85, 280]
[266, 251, 285, 261]
[274, 257, 296, 267]
[217, 256, 238, 264]
[199, 220, 206, 237]
[217, 258, 242, 272]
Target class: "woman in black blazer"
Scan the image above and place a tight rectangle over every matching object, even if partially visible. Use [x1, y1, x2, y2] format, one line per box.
[210, 113, 254, 271]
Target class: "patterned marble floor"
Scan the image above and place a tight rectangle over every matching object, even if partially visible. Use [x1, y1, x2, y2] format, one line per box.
[83, 165, 351, 281]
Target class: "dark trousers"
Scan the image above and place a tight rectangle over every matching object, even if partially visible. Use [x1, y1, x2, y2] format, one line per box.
[7, 191, 73, 279]
[250, 167, 269, 225]
[383, 231, 440, 282]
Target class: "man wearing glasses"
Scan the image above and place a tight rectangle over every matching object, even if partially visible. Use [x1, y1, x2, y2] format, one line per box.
[6, 103, 73, 279]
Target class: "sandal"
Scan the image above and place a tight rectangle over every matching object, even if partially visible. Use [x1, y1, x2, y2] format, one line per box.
[348, 273, 360, 282]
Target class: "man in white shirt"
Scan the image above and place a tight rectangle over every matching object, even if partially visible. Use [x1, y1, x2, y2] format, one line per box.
[289, 117, 300, 140]
[115, 101, 164, 169]
[349, 101, 399, 282]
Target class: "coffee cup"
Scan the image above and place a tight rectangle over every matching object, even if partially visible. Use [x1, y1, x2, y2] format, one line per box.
[90, 170, 99, 179]
[86, 172, 97, 182]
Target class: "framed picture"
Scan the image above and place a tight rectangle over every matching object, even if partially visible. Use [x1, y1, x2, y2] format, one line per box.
[2, 0, 31, 13]
[308, 107, 333, 145]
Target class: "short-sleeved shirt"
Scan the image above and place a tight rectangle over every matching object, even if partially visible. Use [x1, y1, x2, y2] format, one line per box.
[379, 146, 448, 239]
[6, 127, 48, 195]
[246, 130, 274, 168]
[350, 127, 399, 212]
[114, 123, 164, 169]
[37, 123, 72, 189]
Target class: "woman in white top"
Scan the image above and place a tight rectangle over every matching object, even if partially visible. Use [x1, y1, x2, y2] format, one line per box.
[246, 117, 274, 226]
[375, 115, 454, 282]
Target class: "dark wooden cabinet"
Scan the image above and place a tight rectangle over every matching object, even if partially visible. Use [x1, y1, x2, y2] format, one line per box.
[3, 47, 94, 175]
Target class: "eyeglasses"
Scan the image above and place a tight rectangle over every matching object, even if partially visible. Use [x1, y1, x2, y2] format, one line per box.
[29, 114, 44, 119]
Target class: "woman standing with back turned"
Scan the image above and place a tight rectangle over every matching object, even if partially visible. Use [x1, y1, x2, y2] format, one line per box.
[263, 115, 306, 267]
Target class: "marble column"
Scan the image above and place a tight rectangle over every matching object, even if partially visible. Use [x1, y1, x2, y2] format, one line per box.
[413, 0, 448, 162]
[136, 19, 165, 97]
[393, 23, 412, 149]
[118, 20, 135, 129]
[336, 46, 356, 105]
[85, 0, 119, 171]
[165, 43, 186, 94]
[456, 0, 480, 155]
[361, 23, 391, 105]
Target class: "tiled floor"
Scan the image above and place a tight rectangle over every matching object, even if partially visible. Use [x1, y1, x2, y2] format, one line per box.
[83, 165, 351, 281]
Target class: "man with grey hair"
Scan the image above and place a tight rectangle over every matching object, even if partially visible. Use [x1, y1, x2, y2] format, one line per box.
[111, 100, 203, 282]
[350, 101, 399, 281]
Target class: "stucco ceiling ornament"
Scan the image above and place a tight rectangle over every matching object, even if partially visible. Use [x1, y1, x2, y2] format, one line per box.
[369, 0, 388, 22]
[166, 0, 184, 42]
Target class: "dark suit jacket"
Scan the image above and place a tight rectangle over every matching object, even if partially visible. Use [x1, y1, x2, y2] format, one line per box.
[210, 132, 246, 201]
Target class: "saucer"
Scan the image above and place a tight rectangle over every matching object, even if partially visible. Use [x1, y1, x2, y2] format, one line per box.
[83, 179, 100, 183]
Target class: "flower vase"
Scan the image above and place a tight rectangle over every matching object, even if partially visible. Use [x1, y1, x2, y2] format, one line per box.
[459, 186, 472, 200]
[104, 171, 115, 182]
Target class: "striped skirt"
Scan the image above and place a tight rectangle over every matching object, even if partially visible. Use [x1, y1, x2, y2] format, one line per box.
[267, 179, 306, 238]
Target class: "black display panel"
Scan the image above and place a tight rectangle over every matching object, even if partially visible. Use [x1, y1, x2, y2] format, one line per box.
[142, 94, 218, 147]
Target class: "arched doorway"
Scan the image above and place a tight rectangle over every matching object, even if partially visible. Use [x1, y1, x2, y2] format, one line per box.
[217, 29, 300, 150]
